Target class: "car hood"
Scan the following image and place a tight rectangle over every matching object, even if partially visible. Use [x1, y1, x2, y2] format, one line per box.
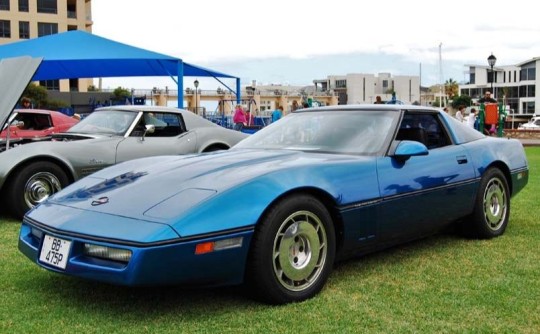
[0, 57, 42, 133]
[32, 149, 378, 237]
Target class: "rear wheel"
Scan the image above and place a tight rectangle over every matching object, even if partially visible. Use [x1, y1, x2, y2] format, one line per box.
[462, 168, 510, 238]
[246, 194, 335, 304]
[7, 161, 69, 219]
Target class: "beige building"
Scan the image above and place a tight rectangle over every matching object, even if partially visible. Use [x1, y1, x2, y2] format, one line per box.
[0, 0, 93, 92]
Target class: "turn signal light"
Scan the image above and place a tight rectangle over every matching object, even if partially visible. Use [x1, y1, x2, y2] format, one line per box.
[195, 237, 243, 255]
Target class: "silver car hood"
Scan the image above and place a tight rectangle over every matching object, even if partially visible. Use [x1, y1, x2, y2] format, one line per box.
[0, 56, 42, 131]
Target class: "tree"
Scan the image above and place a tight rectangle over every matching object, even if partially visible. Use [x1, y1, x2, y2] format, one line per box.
[22, 83, 48, 108]
[445, 78, 459, 99]
[21, 83, 69, 109]
[450, 95, 472, 109]
[113, 86, 131, 102]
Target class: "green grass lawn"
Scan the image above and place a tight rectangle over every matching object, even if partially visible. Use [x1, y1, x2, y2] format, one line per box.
[1, 148, 539, 333]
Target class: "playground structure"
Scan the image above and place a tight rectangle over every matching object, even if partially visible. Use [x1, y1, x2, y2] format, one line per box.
[478, 103, 507, 137]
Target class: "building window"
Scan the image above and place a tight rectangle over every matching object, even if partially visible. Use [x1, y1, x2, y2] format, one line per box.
[67, 1, 76, 18]
[0, 0, 10, 11]
[37, 0, 57, 14]
[527, 85, 536, 97]
[469, 73, 476, 84]
[0, 20, 10, 38]
[19, 21, 30, 39]
[19, 0, 29, 12]
[40, 80, 60, 91]
[523, 101, 535, 114]
[528, 68, 536, 81]
[69, 79, 79, 92]
[38, 22, 58, 36]
[520, 67, 536, 81]
[335, 80, 346, 88]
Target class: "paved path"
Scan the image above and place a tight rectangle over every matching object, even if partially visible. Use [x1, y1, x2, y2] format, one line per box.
[517, 138, 540, 146]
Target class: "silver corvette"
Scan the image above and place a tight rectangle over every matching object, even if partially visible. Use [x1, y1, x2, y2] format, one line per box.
[0, 58, 247, 219]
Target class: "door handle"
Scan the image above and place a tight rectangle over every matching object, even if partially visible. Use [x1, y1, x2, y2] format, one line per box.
[456, 155, 468, 164]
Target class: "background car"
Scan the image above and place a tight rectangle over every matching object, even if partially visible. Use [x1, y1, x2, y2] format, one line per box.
[0, 105, 247, 218]
[518, 116, 540, 130]
[1, 109, 78, 142]
[19, 105, 528, 304]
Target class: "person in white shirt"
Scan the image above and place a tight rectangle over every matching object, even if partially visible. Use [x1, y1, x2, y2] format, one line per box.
[455, 105, 465, 122]
[467, 108, 477, 128]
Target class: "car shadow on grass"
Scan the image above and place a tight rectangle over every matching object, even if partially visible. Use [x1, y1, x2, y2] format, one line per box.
[20, 271, 263, 317]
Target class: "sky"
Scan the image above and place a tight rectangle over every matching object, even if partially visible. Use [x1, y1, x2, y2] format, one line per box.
[92, 0, 540, 91]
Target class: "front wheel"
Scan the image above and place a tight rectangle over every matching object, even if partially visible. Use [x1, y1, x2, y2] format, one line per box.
[462, 168, 510, 239]
[246, 194, 335, 304]
[7, 161, 69, 219]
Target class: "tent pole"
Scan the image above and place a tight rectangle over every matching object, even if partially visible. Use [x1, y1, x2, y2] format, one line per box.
[178, 61, 184, 108]
[236, 78, 241, 105]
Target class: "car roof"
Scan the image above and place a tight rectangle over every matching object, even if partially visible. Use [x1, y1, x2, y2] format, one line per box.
[14, 109, 58, 115]
[94, 105, 220, 129]
[294, 104, 441, 114]
[95, 105, 183, 113]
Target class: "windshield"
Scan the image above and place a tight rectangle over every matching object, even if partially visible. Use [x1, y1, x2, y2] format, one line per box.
[67, 110, 138, 135]
[235, 110, 398, 155]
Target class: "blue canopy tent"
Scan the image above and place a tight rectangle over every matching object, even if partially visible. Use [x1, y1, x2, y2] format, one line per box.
[0, 30, 241, 108]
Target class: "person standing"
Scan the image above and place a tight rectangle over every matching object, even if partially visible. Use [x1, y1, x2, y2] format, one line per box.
[374, 96, 383, 104]
[233, 105, 247, 131]
[21, 97, 32, 109]
[478, 91, 497, 104]
[271, 106, 283, 123]
[455, 105, 465, 122]
[291, 100, 300, 111]
[467, 108, 477, 129]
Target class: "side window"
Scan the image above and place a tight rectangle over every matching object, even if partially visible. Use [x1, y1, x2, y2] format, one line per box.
[34, 114, 52, 130]
[396, 112, 449, 149]
[132, 112, 186, 137]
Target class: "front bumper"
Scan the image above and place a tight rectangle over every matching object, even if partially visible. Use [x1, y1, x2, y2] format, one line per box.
[19, 220, 253, 287]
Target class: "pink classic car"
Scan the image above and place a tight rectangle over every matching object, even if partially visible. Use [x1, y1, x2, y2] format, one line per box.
[0, 109, 78, 142]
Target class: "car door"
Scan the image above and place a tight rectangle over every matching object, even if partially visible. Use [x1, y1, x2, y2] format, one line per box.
[8, 113, 52, 139]
[114, 111, 197, 163]
[376, 112, 477, 243]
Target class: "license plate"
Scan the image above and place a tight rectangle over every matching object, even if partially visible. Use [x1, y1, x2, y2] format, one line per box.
[39, 235, 72, 270]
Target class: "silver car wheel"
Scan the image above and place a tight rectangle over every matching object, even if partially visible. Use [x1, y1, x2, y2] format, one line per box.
[483, 178, 507, 231]
[24, 171, 62, 208]
[273, 210, 327, 292]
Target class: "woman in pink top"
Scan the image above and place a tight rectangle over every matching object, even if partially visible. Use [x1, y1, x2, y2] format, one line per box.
[233, 105, 247, 131]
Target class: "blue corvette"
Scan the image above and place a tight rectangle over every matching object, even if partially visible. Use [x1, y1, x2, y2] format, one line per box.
[19, 105, 529, 304]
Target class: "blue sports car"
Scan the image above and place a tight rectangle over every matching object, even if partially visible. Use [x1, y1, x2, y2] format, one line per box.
[19, 105, 529, 304]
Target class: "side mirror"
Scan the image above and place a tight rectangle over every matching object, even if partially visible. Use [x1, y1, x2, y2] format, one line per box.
[141, 124, 155, 141]
[393, 140, 428, 162]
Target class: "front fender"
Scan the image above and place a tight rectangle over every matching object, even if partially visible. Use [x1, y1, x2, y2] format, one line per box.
[0, 146, 77, 190]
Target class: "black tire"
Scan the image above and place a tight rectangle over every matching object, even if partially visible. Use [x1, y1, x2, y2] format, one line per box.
[246, 194, 336, 304]
[462, 168, 510, 239]
[6, 161, 69, 219]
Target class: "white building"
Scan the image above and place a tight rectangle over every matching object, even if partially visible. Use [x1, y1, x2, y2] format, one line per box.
[313, 72, 421, 105]
[460, 57, 538, 115]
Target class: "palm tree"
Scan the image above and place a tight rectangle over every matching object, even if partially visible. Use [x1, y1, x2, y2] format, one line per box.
[444, 78, 459, 99]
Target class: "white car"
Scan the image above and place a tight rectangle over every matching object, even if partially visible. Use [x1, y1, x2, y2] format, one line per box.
[518, 116, 540, 130]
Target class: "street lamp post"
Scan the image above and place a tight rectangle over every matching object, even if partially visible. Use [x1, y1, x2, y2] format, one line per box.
[487, 53, 497, 97]
[194, 79, 199, 115]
